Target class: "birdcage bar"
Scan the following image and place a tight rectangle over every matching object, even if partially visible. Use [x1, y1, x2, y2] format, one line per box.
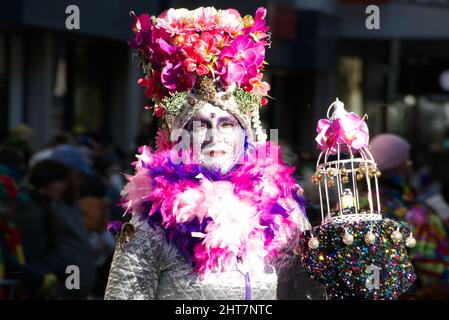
[323, 149, 331, 218]
[347, 147, 360, 214]
[318, 182, 324, 222]
[315, 151, 325, 222]
[359, 147, 382, 213]
[336, 143, 343, 216]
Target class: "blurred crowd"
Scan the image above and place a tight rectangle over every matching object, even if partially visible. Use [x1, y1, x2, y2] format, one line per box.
[2, 122, 449, 299]
[0, 124, 131, 299]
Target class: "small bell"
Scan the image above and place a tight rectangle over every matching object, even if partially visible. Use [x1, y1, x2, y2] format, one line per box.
[374, 170, 382, 178]
[405, 234, 416, 248]
[343, 229, 354, 245]
[365, 231, 376, 244]
[391, 227, 403, 244]
[308, 236, 319, 250]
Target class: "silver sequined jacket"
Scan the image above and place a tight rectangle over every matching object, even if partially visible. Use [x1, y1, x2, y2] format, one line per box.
[105, 215, 326, 300]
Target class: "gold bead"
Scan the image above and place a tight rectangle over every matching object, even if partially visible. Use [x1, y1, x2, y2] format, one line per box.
[374, 170, 382, 178]
[316, 172, 323, 181]
[327, 168, 335, 178]
[327, 179, 335, 188]
[342, 176, 350, 184]
[358, 165, 366, 174]
[311, 175, 320, 185]
[340, 168, 348, 176]
[356, 173, 364, 181]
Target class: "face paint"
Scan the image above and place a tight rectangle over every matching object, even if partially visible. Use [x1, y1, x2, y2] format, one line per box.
[185, 103, 246, 174]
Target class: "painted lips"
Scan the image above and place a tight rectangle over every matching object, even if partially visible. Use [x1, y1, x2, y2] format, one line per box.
[209, 150, 227, 157]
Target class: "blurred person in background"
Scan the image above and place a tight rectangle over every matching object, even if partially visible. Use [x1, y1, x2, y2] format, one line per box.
[91, 132, 127, 223]
[13, 160, 69, 299]
[49, 144, 97, 299]
[0, 145, 27, 186]
[1, 164, 59, 299]
[3, 125, 34, 167]
[29, 132, 74, 169]
[79, 174, 115, 299]
[369, 133, 449, 299]
[73, 127, 104, 167]
[426, 179, 449, 230]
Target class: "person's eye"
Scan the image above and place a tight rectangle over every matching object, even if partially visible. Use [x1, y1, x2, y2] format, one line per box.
[221, 122, 236, 129]
[191, 121, 208, 130]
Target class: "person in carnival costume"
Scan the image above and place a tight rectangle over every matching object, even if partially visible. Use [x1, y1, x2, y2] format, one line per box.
[105, 6, 325, 300]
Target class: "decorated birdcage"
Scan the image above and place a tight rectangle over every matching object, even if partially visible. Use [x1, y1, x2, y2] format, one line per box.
[297, 98, 416, 300]
[312, 98, 383, 226]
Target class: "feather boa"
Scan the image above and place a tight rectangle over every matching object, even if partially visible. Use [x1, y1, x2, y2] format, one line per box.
[121, 142, 310, 277]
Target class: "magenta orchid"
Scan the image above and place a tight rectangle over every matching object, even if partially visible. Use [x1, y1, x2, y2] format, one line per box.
[218, 35, 265, 85]
[243, 7, 270, 44]
[315, 109, 370, 154]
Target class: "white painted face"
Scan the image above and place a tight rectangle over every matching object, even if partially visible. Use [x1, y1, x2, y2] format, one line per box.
[185, 103, 246, 175]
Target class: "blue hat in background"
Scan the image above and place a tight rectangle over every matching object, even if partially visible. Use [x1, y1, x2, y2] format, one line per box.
[51, 144, 93, 175]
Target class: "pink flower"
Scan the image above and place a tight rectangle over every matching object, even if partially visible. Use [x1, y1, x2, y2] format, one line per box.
[137, 71, 168, 99]
[248, 73, 270, 96]
[218, 35, 264, 85]
[155, 8, 193, 36]
[128, 13, 153, 49]
[145, 104, 165, 118]
[192, 7, 218, 31]
[243, 7, 269, 44]
[315, 111, 369, 154]
[339, 112, 369, 150]
[161, 61, 197, 92]
[315, 119, 339, 154]
[216, 9, 244, 35]
[183, 36, 220, 75]
[131, 12, 152, 33]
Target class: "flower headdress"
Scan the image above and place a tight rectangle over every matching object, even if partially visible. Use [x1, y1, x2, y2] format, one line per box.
[129, 7, 271, 143]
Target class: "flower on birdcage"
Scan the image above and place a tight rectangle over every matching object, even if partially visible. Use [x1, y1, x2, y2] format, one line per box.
[315, 110, 369, 154]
